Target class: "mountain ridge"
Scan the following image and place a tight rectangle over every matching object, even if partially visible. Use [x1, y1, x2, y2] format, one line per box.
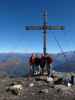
[0, 51, 75, 77]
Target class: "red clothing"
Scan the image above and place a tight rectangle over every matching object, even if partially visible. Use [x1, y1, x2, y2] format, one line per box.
[45, 56, 53, 64]
[29, 56, 35, 65]
[40, 55, 45, 64]
[40, 55, 45, 69]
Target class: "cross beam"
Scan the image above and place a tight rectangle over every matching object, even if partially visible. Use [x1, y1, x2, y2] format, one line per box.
[25, 10, 64, 56]
[26, 25, 64, 30]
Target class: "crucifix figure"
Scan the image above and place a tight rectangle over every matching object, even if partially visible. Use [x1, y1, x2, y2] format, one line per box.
[25, 10, 64, 56]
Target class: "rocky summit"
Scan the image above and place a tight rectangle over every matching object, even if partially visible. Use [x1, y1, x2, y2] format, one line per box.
[0, 75, 75, 100]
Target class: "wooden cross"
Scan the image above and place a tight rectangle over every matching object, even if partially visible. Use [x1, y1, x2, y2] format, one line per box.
[25, 10, 64, 56]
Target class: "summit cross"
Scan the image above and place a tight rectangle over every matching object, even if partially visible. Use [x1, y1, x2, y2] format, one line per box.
[25, 10, 64, 56]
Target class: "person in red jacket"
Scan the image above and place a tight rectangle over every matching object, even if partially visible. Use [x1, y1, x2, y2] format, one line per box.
[45, 54, 53, 76]
[29, 53, 35, 76]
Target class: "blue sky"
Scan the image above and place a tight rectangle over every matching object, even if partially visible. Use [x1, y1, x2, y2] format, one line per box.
[0, 0, 75, 53]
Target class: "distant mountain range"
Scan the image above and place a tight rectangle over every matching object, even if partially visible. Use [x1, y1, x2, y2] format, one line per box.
[52, 51, 75, 72]
[0, 51, 75, 77]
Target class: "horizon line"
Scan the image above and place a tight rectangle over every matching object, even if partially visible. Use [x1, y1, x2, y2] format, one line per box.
[0, 50, 74, 54]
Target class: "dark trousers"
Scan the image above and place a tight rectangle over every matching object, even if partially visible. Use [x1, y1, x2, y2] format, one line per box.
[40, 64, 45, 75]
[32, 64, 35, 75]
[47, 64, 50, 76]
[41, 67, 44, 75]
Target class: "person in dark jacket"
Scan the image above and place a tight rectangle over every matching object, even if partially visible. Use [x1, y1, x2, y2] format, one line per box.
[40, 54, 45, 75]
[45, 54, 53, 76]
[34, 55, 40, 75]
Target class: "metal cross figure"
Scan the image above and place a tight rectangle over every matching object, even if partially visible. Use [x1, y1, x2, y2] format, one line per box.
[25, 10, 64, 56]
